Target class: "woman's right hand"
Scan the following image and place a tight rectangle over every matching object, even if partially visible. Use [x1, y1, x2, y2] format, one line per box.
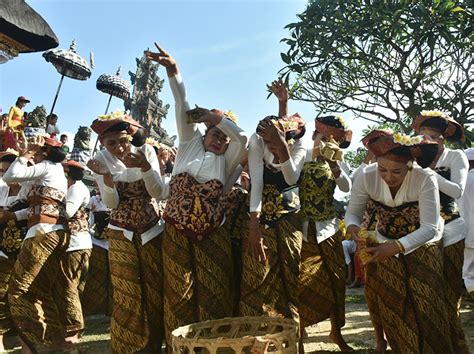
[145, 43, 178, 77]
[267, 78, 288, 102]
[87, 159, 111, 176]
[248, 222, 268, 264]
[346, 224, 361, 243]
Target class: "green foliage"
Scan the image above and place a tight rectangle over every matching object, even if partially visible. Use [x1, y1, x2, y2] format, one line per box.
[344, 148, 367, 171]
[280, 0, 473, 133]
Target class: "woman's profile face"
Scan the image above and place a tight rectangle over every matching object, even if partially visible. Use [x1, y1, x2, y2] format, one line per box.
[101, 131, 131, 160]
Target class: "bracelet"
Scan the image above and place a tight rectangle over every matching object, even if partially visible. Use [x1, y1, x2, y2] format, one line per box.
[394, 240, 405, 254]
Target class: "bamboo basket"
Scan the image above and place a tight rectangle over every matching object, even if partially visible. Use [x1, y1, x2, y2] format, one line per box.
[171, 316, 298, 354]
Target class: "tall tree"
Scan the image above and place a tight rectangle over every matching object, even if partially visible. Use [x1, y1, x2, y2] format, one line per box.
[280, 0, 473, 133]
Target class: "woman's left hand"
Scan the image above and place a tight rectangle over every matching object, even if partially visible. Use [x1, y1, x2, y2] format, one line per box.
[366, 242, 400, 263]
[257, 119, 288, 159]
[122, 150, 151, 172]
[186, 107, 222, 126]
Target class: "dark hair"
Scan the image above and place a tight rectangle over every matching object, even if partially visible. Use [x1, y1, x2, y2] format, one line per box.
[67, 165, 84, 181]
[47, 113, 58, 123]
[0, 155, 17, 163]
[317, 115, 345, 129]
[45, 146, 66, 163]
[60, 134, 68, 140]
[420, 117, 448, 134]
[131, 128, 147, 147]
[390, 144, 438, 168]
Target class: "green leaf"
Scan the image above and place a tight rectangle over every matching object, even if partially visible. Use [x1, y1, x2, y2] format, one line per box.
[281, 53, 291, 64]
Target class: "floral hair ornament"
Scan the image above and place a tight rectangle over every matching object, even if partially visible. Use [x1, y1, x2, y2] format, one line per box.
[364, 129, 437, 162]
[412, 109, 465, 142]
[91, 110, 142, 138]
[145, 137, 161, 149]
[224, 110, 238, 124]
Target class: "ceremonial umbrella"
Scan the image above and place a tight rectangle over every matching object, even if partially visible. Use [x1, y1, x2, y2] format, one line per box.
[43, 40, 92, 118]
[93, 66, 131, 153]
[96, 66, 130, 114]
[0, 0, 58, 63]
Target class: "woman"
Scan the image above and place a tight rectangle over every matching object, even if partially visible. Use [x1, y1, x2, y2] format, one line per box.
[239, 82, 306, 325]
[87, 112, 166, 353]
[56, 160, 92, 343]
[412, 110, 469, 353]
[3, 136, 69, 352]
[5, 97, 29, 149]
[0, 149, 28, 351]
[345, 130, 453, 353]
[146, 43, 248, 345]
[298, 115, 353, 352]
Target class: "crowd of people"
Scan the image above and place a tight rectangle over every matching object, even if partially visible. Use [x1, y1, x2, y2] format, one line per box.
[0, 42, 472, 354]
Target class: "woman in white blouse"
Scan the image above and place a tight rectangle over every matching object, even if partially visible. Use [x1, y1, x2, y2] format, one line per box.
[87, 113, 166, 353]
[238, 81, 306, 326]
[146, 43, 248, 346]
[412, 111, 469, 354]
[3, 136, 69, 352]
[297, 115, 353, 352]
[346, 130, 454, 354]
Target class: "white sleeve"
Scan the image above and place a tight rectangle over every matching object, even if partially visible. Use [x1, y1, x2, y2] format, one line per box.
[217, 118, 249, 185]
[335, 161, 351, 193]
[14, 209, 28, 221]
[398, 173, 440, 253]
[279, 140, 306, 186]
[169, 73, 196, 143]
[345, 171, 369, 227]
[141, 145, 165, 199]
[66, 184, 85, 219]
[3, 157, 49, 183]
[249, 133, 265, 212]
[436, 151, 469, 199]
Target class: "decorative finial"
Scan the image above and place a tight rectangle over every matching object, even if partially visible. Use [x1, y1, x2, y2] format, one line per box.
[70, 39, 77, 52]
[90, 51, 95, 69]
[116, 66, 122, 76]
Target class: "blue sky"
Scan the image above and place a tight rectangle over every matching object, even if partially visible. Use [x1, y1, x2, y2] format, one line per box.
[0, 0, 366, 150]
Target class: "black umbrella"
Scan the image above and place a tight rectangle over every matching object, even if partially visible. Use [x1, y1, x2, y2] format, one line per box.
[0, 0, 58, 63]
[43, 40, 93, 117]
[92, 66, 131, 154]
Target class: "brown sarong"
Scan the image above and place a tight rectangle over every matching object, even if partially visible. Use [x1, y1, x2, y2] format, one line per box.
[162, 223, 233, 345]
[81, 245, 112, 316]
[0, 257, 16, 335]
[108, 229, 163, 353]
[239, 215, 302, 324]
[298, 227, 346, 328]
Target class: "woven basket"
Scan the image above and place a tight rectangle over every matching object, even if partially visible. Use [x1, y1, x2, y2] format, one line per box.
[171, 316, 298, 354]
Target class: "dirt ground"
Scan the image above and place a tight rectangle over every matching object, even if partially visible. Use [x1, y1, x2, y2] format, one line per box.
[3, 287, 473, 353]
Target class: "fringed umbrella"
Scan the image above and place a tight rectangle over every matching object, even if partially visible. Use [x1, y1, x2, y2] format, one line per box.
[0, 0, 58, 63]
[92, 66, 131, 154]
[43, 39, 93, 117]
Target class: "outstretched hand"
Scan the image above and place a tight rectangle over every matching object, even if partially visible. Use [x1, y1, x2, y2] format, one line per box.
[145, 43, 178, 77]
[267, 78, 288, 102]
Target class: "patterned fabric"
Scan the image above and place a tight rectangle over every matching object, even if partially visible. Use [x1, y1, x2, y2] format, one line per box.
[92, 211, 110, 240]
[222, 186, 249, 315]
[364, 199, 419, 239]
[0, 257, 16, 335]
[434, 168, 460, 223]
[443, 240, 469, 353]
[239, 215, 303, 324]
[109, 179, 160, 233]
[363, 202, 454, 354]
[1, 219, 27, 257]
[260, 166, 300, 226]
[298, 227, 346, 328]
[108, 229, 163, 353]
[68, 207, 89, 235]
[26, 185, 66, 228]
[53, 249, 91, 334]
[81, 245, 112, 316]
[163, 223, 233, 346]
[70, 148, 91, 166]
[8, 230, 69, 348]
[299, 161, 337, 222]
[163, 173, 224, 239]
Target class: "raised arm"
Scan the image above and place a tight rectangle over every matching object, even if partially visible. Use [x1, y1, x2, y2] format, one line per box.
[146, 43, 197, 143]
[267, 79, 288, 117]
